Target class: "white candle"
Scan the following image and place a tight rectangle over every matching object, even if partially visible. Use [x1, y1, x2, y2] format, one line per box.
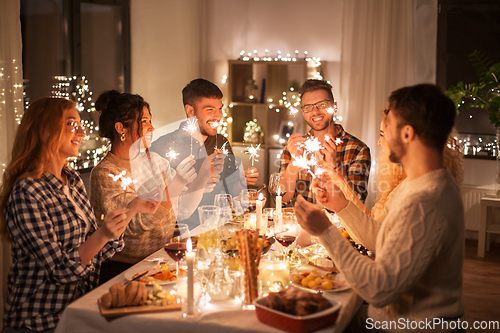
[276, 187, 282, 216]
[186, 238, 195, 315]
[256, 193, 263, 234]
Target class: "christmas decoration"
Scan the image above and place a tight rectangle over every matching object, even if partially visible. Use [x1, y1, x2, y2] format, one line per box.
[52, 75, 109, 170]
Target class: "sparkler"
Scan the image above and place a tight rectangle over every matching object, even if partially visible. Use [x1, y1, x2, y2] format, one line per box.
[335, 138, 343, 145]
[289, 106, 299, 116]
[109, 171, 137, 191]
[214, 141, 229, 155]
[245, 143, 261, 166]
[302, 136, 323, 154]
[166, 148, 179, 162]
[182, 117, 198, 156]
[209, 120, 221, 149]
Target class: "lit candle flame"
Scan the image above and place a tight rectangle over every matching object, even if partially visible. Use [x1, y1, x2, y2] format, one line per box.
[186, 238, 192, 252]
[258, 193, 264, 201]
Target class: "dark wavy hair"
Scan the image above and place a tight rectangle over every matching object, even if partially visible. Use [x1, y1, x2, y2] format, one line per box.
[388, 84, 456, 152]
[95, 90, 151, 143]
[182, 78, 223, 107]
[298, 79, 335, 102]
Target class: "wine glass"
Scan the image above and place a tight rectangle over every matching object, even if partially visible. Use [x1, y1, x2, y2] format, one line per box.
[268, 172, 286, 203]
[214, 194, 234, 226]
[274, 213, 299, 260]
[198, 205, 220, 260]
[165, 223, 190, 284]
[240, 189, 257, 213]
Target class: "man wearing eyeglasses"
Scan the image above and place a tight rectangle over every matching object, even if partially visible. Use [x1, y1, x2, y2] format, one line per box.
[279, 79, 371, 206]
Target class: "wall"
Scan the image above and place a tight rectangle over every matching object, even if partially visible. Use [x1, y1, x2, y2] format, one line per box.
[130, 0, 203, 127]
[130, 0, 344, 129]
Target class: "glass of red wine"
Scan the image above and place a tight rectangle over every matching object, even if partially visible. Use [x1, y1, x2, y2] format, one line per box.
[164, 223, 190, 285]
[274, 213, 299, 260]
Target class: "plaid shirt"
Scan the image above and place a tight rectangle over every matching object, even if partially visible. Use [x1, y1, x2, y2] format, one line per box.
[279, 124, 371, 204]
[3, 166, 124, 331]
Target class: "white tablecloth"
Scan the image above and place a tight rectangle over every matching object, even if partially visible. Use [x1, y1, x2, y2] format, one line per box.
[55, 250, 363, 333]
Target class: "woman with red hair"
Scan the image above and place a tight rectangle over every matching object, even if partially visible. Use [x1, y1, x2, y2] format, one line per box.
[0, 97, 134, 333]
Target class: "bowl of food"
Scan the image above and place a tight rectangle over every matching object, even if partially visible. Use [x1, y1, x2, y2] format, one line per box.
[254, 287, 341, 333]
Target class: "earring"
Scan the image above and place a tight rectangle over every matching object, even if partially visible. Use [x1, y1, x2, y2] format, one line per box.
[120, 133, 126, 141]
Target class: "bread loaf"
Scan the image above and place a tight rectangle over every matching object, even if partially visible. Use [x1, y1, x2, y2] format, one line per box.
[100, 292, 113, 309]
[125, 281, 140, 306]
[101, 281, 147, 309]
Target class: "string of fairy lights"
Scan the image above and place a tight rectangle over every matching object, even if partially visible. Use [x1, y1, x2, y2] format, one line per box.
[52, 75, 109, 170]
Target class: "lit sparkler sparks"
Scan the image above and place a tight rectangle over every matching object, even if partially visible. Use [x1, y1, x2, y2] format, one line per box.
[335, 138, 343, 145]
[182, 117, 198, 156]
[109, 171, 137, 191]
[289, 106, 299, 116]
[302, 136, 323, 153]
[166, 148, 179, 161]
[182, 117, 198, 135]
[245, 143, 261, 166]
[214, 141, 229, 155]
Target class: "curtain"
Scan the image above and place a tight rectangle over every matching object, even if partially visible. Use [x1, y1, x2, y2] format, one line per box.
[337, 0, 437, 208]
[0, 0, 23, 329]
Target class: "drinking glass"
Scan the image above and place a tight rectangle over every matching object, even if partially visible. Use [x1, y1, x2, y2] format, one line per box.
[274, 213, 299, 259]
[164, 223, 190, 284]
[214, 194, 234, 226]
[198, 205, 221, 259]
[268, 172, 286, 203]
[240, 189, 257, 213]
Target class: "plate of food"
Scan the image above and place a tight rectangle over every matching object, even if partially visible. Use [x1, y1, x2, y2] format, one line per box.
[124, 264, 184, 285]
[291, 269, 350, 293]
[222, 235, 275, 255]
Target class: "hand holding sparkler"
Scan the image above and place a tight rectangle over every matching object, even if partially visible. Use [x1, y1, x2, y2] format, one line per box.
[244, 167, 259, 186]
[98, 208, 130, 239]
[175, 155, 197, 184]
[285, 133, 305, 156]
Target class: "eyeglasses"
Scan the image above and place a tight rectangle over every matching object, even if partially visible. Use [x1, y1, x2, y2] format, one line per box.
[68, 120, 87, 133]
[301, 99, 333, 113]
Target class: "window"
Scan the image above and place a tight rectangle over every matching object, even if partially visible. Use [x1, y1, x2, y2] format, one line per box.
[437, 0, 500, 158]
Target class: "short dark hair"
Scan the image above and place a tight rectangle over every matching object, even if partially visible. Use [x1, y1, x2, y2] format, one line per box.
[95, 90, 150, 142]
[298, 79, 335, 102]
[388, 84, 456, 152]
[182, 78, 223, 107]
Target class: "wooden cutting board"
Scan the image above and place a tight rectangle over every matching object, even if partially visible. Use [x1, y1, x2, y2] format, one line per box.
[98, 298, 181, 318]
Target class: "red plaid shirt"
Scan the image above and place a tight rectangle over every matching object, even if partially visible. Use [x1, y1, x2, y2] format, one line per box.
[279, 124, 371, 204]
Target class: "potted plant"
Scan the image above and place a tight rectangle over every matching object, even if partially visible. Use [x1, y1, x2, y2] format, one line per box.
[446, 51, 500, 195]
[446, 50, 500, 126]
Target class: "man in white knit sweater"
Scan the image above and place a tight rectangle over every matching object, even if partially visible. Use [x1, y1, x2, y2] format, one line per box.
[295, 84, 465, 333]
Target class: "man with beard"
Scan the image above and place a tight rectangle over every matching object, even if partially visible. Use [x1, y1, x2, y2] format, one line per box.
[294, 84, 465, 333]
[151, 78, 259, 229]
[279, 79, 371, 205]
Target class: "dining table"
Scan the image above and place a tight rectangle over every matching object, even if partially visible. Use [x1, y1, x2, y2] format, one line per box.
[55, 236, 363, 333]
